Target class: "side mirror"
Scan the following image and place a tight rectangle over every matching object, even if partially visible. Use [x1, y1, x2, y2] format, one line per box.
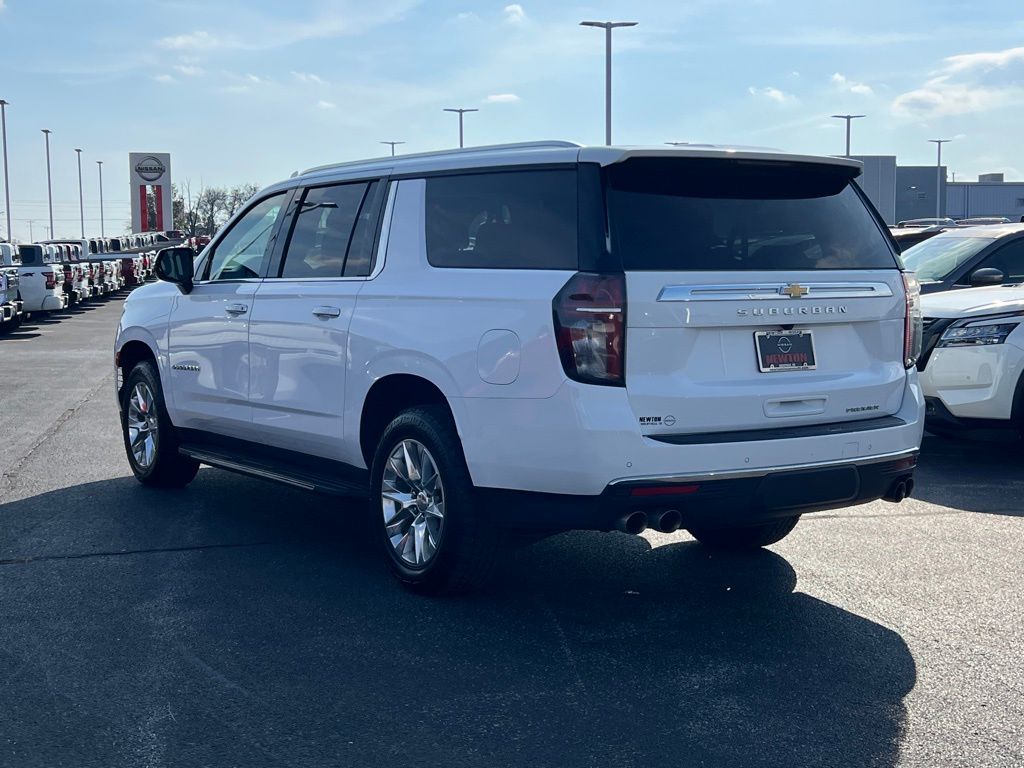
[155, 247, 195, 294]
[970, 267, 1004, 287]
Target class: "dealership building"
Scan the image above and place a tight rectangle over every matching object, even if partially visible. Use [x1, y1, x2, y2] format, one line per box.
[852, 155, 1024, 225]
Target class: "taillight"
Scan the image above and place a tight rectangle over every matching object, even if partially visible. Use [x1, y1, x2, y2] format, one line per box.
[43, 271, 56, 289]
[903, 272, 922, 369]
[553, 272, 626, 386]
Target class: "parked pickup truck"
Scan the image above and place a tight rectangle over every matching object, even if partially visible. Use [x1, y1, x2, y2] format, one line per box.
[15, 243, 67, 316]
[0, 242, 25, 328]
[47, 239, 124, 297]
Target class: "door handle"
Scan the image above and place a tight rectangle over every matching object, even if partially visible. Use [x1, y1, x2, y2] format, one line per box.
[312, 306, 342, 319]
[225, 303, 248, 315]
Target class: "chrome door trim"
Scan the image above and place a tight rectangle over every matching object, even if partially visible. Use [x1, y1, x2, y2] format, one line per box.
[657, 282, 895, 302]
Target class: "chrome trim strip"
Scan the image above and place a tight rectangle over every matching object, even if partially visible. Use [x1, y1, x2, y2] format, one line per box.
[607, 448, 917, 486]
[368, 180, 397, 282]
[657, 282, 895, 302]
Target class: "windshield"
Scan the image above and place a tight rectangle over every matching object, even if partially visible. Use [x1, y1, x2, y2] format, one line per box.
[606, 158, 898, 271]
[900, 236, 992, 282]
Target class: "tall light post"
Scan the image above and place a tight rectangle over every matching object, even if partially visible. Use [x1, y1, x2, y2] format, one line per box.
[41, 129, 53, 238]
[74, 148, 85, 237]
[0, 100, 10, 242]
[443, 108, 478, 148]
[380, 141, 405, 156]
[831, 114, 865, 157]
[580, 20, 638, 146]
[96, 160, 105, 238]
[928, 139, 952, 220]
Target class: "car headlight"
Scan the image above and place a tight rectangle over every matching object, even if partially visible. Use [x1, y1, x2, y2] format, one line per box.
[937, 313, 1022, 347]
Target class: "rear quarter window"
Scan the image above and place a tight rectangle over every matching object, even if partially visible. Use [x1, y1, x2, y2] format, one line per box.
[606, 158, 899, 271]
[425, 169, 577, 269]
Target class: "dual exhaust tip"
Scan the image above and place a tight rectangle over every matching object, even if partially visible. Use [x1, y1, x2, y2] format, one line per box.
[621, 476, 916, 534]
[617, 509, 682, 536]
[883, 477, 915, 503]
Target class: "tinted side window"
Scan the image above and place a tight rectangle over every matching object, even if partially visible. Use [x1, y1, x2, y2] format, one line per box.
[425, 170, 578, 269]
[206, 193, 287, 281]
[19, 246, 41, 265]
[279, 183, 368, 279]
[344, 181, 385, 277]
[974, 239, 1024, 283]
[607, 158, 899, 271]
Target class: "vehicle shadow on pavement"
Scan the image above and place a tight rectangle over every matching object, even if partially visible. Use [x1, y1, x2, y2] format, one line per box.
[0, 471, 916, 768]
[913, 434, 1024, 516]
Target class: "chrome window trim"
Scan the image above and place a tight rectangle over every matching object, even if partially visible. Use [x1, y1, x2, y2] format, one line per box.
[607, 448, 917, 486]
[657, 282, 895, 302]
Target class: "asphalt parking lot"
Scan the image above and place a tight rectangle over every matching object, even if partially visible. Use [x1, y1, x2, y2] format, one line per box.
[1, 296, 1022, 768]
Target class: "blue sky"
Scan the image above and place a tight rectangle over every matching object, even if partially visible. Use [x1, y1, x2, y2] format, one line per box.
[0, 0, 1022, 240]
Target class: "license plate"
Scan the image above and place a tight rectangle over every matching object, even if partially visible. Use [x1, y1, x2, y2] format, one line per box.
[755, 330, 816, 372]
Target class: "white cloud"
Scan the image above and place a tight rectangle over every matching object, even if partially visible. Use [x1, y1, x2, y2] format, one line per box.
[292, 71, 327, 85]
[943, 46, 1024, 74]
[747, 85, 797, 104]
[154, 74, 176, 84]
[484, 93, 520, 103]
[831, 72, 873, 96]
[159, 30, 223, 50]
[0, 1, 7, 12]
[892, 81, 1024, 118]
[246, 74, 263, 83]
[317, 100, 337, 109]
[893, 45, 1024, 118]
[503, 4, 526, 25]
[173, 64, 205, 77]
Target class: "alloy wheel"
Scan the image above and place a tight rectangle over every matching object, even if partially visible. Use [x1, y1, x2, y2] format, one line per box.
[127, 382, 159, 469]
[381, 439, 445, 567]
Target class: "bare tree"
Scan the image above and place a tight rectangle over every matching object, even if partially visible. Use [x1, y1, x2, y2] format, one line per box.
[172, 180, 259, 236]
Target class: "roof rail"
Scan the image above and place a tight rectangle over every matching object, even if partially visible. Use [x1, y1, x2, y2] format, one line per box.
[301, 140, 582, 175]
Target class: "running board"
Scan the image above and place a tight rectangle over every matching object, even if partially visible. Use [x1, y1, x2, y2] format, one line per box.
[178, 443, 370, 498]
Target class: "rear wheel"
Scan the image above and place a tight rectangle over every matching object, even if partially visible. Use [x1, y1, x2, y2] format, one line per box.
[689, 515, 800, 550]
[120, 361, 199, 488]
[370, 406, 501, 595]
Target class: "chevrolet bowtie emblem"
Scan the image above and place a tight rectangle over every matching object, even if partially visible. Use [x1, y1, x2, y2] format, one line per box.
[780, 283, 809, 299]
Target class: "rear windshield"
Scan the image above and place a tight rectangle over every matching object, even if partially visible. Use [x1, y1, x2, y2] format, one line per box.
[900, 236, 992, 282]
[19, 245, 42, 265]
[606, 158, 898, 271]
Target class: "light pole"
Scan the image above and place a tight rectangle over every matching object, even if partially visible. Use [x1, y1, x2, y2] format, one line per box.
[928, 139, 952, 220]
[0, 100, 10, 242]
[580, 20, 638, 146]
[41, 129, 53, 238]
[96, 160, 105, 237]
[75, 148, 84, 237]
[380, 141, 405, 156]
[443, 108, 478, 148]
[830, 114, 865, 157]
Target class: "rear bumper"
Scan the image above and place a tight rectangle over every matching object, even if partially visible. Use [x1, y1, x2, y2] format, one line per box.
[478, 451, 919, 532]
[42, 295, 64, 311]
[457, 375, 925, 496]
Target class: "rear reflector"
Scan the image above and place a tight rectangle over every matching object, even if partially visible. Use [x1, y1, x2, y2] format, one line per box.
[630, 484, 700, 497]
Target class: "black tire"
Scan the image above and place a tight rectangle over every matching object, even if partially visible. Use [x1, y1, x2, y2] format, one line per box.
[370, 405, 501, 595]
[688, 515, 800, 550]
[120, 361, 199, 488]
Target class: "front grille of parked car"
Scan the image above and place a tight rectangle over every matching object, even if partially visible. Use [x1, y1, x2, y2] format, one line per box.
[917, 317, 955, 371]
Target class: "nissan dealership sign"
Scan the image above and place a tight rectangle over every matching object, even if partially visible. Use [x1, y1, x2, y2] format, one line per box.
[134, 155, 167, 183]
[129, 152, 172, 232]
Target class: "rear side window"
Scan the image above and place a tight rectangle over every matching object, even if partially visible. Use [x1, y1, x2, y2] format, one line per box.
[425, 170, 577, 269]
[280, 182, 369, 279]
[606, 158, 899, 271]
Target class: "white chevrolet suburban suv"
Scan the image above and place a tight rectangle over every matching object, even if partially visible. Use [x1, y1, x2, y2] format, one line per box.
[114, 142, 925, 594]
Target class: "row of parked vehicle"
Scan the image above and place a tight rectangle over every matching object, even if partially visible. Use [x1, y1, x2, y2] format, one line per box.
[0, 231, 186, 330]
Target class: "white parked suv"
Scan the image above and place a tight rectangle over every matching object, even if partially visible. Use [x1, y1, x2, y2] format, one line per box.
[14, 244, 67, 315]
[115, 142, 925, 593]
[918, 285, 1024, 438]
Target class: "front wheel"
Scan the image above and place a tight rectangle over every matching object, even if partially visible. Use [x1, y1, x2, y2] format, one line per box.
[120, 361, 199, 488]
[688, 515, 800, 550]
[370, 406, 501, 595]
